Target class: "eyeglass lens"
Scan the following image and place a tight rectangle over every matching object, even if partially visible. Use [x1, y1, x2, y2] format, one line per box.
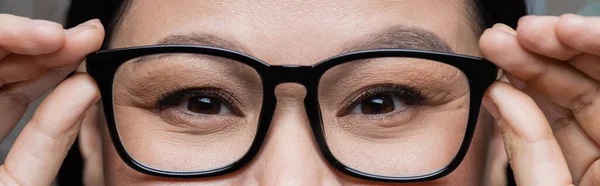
[111, 53, 470, 177]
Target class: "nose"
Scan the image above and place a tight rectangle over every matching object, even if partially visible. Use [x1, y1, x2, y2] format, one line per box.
[241, 83, 340, 186]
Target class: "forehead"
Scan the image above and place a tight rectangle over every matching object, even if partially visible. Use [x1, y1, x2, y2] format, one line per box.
[111, 0, 479, 65]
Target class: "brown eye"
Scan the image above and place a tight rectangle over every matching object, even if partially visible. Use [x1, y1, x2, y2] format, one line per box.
[186, 96, 231, 115]
[361, 96, 394, 114]
[350, 95, 408, 115]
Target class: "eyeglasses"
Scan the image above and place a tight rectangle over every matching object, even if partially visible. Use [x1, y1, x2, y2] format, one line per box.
[86, 45, 496, 183]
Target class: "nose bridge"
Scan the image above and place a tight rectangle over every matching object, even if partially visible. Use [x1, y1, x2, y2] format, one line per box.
[268, 65, 314, 85]
[241, 82, 339, 185]
[249, 103, 338, 186]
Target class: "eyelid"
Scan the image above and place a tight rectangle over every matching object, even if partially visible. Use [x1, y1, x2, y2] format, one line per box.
[336, 84, 425, 117]
[348, 95, 406, 115]
[180, 98, 234, 115]
[156, 87, 245, 117]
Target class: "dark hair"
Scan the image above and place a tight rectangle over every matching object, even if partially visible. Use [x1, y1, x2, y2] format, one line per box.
[476, 0, 529, 28]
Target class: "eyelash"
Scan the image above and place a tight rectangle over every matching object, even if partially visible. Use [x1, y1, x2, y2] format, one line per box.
[154, 85, 422, 118]
[339, 85, 425, 116]
[155, 87, 243, 116]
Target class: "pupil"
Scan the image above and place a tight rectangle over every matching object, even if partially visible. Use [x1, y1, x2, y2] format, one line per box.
[361, 96, 394, 115]
[187, 97, 221, 114]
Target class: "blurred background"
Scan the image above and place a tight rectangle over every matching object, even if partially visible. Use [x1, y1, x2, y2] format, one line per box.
[0, 0, 599, 185]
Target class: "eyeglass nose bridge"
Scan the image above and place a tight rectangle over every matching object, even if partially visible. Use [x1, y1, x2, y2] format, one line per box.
[268, 65, 315, 85]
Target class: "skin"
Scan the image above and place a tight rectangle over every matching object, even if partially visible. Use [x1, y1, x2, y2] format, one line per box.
[105, 1, 487, 185]
[0, 1, 599, 186]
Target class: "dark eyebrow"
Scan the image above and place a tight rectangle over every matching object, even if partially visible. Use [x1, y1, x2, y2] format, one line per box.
[132, 33, 249, 64]
[342, 26, 452, 53]
[134, 26, 450, 64]
[156, 33, 250, 54]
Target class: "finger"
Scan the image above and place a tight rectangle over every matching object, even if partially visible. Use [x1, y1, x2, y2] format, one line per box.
[0, 48, 8, 59]
[556, 14, 600, 56]
[515, 16, 580, 61]
[554, 120, 600, 184]
[0, 14, 65, 55]
[483, 82, 573, 186]
[0, 60, 48, 85]
[79, 103, 105, 186]
[0, 19, 104, 84]
[570, 53, 600, 81]
[0, 91, 29, 142]
[0, 73, 99, 186]
[0, 64, 76, 141]
[579, 159, 600, 186]
[483, 121, 508, 186]
[480, 26, 600, 146]
[516, 15, 600, 82]
[511, 73, 600, 184]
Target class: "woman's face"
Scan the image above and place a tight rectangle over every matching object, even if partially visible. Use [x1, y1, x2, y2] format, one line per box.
[104, 0, 492, 185]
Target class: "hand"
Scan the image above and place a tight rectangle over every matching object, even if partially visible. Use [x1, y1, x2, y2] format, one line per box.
[0, 14, 104, 185]
[480, 14, 600, 186]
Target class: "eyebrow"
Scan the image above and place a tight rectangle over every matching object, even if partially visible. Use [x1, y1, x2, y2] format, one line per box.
[134, 26, 451, 64]
[157, 33, 251, 54]
[131, 33, 250, 64]
[341, 26, 452, 53]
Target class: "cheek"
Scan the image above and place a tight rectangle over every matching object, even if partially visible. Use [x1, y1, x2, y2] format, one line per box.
[101, 125, 148, 185]
[101, 112, 493, 186]
[439, 107, 494, 185]
[102, 128, 141, 185]
[102, 132, 239, 186]
[101, 124, 243, 185]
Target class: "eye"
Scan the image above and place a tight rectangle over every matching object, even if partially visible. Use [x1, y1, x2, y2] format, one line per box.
[184, 96, 232, 115]
[340, 85, 425, 117]
[156, 88, 241, 116]
[350, 94, 408, 115]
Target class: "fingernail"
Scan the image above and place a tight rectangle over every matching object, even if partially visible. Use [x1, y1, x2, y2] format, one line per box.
[66, 19, 99, 36]
[493, 23, 516, 35]
[497, 69, 505, 81]
[483, 96, 501, 119]
[81, 19, 101, 27]
[33, 19, 63, 32]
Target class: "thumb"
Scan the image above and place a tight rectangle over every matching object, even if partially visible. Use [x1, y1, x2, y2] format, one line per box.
[0, 73, 99, 186]
[483, 120, 509, 186]
[79, 103, 105, 186]
[483, 82, 573, 186]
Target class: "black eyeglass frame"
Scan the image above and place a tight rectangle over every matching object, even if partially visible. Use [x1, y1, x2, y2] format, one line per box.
[86, 44, 497, 183]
